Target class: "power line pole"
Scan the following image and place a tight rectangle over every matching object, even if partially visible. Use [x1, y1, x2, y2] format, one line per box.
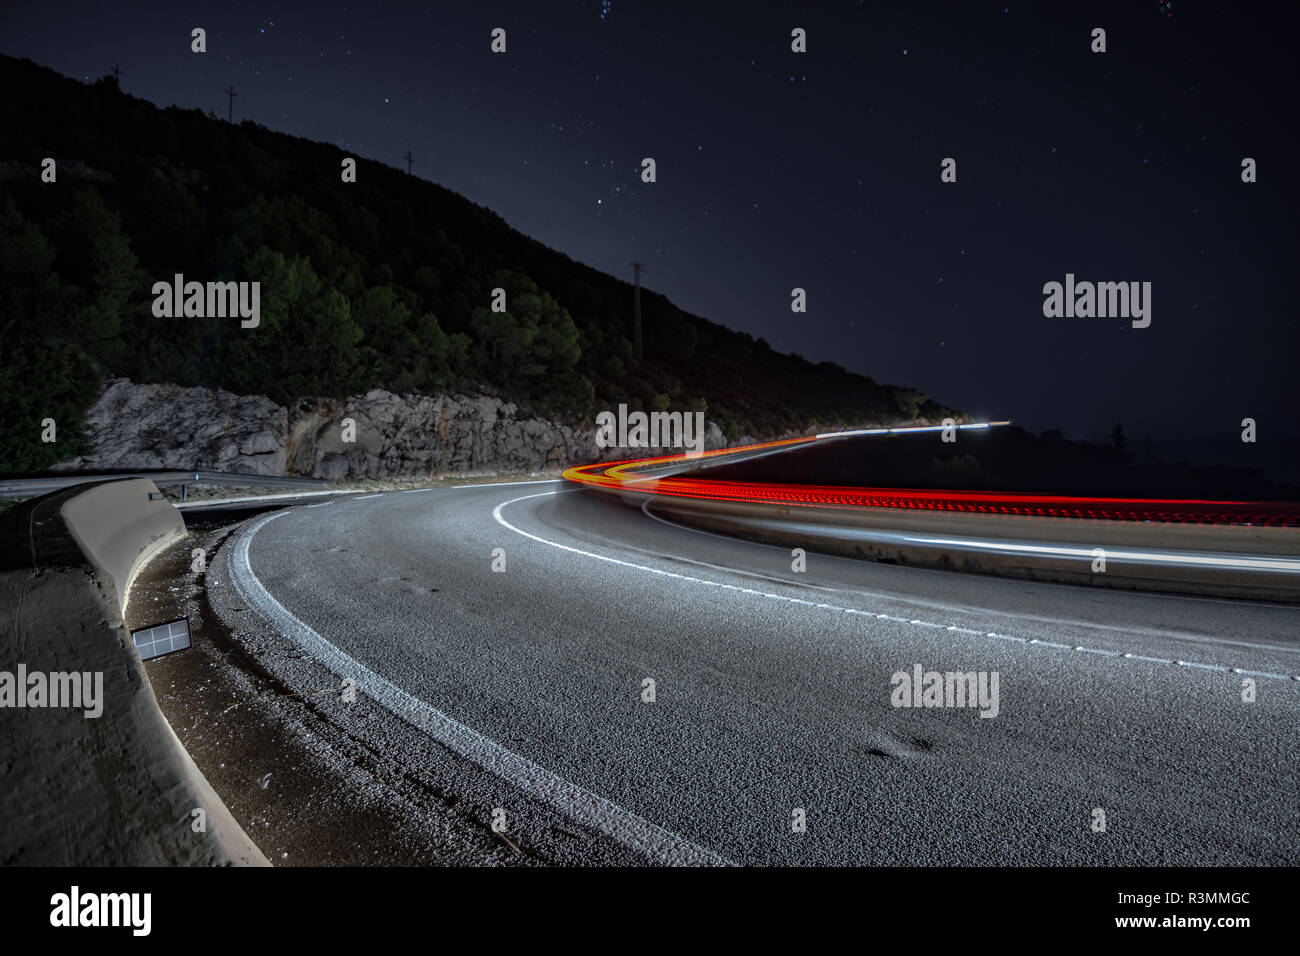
[223, 85, 237, 122]
[403, 150, 414, 175]
[111, 63, 121, 83]
[630, 262, 647, 360]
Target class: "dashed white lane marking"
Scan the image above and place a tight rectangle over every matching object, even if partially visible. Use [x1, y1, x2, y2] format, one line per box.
[352, 493, 384, 500]
[229, 510, 729, 867]
[496, 490, 1300, 684]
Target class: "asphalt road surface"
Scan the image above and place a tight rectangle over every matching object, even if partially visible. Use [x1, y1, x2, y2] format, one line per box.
[209, 480, 1300, 865]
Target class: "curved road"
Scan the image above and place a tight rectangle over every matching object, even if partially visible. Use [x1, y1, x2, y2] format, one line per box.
[211, 480, 1300, 865]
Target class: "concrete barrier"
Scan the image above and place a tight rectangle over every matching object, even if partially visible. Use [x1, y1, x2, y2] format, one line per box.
[59, 478, 186, 613]
[0, 480, 268, 865]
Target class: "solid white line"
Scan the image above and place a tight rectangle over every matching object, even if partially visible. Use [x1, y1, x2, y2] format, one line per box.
[452, 479, 565, 489]
[228, 509, 729, 866]
[912, 535, 1300, 574]
[175, 489, 342, 509]
[494, 490, 1300, 683]
[813, 421, 1008, 440]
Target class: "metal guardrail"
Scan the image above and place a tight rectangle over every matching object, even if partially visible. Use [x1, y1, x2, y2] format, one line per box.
[0, 471, 330, 501]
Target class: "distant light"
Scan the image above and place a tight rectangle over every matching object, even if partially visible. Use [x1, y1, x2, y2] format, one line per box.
[817, 421, 1010, 439]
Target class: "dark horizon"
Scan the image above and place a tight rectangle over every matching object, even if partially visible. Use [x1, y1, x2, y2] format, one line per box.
[1, 0, 1295, 462]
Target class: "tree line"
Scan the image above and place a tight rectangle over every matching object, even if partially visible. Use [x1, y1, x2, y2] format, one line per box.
[0, 55, 949, 472]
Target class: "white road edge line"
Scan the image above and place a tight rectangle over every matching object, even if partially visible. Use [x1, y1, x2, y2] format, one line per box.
[175, 489, 342, 509]
[452, 479, 565, 489]
[495, 490, 1300, 684]
[228, 509, 730, 866]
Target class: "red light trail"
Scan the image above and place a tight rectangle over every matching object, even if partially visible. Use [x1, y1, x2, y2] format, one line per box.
[562, 429, 1300, 527]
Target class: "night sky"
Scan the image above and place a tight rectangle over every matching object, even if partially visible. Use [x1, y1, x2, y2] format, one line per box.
[2, 1, 1296, 469]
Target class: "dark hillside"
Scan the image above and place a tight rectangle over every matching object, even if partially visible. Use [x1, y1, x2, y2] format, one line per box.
[0, 54, 952, 471]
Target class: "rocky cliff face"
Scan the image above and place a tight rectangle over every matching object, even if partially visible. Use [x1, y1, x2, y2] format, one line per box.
[56, 379, 726, 480]
[58, 379, 289, 475]
[284, 389, 599, 480]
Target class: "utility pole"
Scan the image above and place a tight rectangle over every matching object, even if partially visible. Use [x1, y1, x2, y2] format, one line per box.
[630, 261, 647, 360]
[404, 150, 414, 175]
[223, 85, 237, 123]
[111, 63, 121, 84]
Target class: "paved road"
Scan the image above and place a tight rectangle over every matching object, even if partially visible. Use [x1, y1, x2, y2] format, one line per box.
[209, 480, 1300, 865]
